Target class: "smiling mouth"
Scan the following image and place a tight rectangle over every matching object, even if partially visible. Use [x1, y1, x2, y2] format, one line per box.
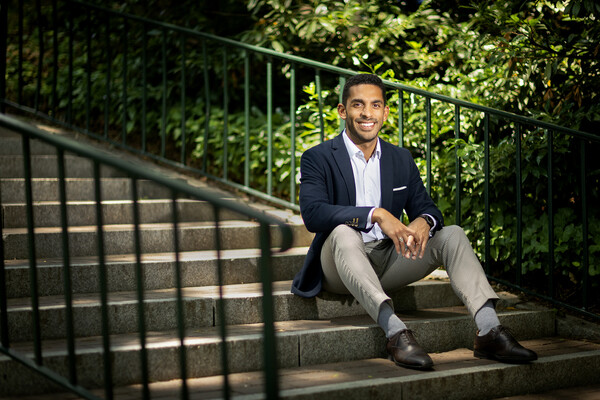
[358, 121, 376, 129]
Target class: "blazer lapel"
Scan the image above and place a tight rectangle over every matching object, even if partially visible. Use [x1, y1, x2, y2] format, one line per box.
[380, 142, 394, 211]
[331, 133, 356, 206]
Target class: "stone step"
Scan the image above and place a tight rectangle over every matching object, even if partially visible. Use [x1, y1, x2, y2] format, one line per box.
[1, 198, 248, 228]
[0, 178, 175, 203]
[0, 308, 557, 397]
[0, 134, 57, 155]
[3, 248, 308, 298]
[4, 279, 465, 341]
[109, 339, 600, 400]
[2, 219, 312, 259]
[0, 155, 128, 178]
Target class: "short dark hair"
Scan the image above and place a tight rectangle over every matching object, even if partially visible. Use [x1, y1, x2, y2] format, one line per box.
[341, 74, 387, 107]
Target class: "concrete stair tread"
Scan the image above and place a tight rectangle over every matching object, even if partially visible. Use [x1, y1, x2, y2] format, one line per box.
[5, 280, 298, 310]
[118, 338, 600, 399]
[4, 337, 599, 400]
[3, 307, 547, 354]
[3, 219, 262, 235]
[3, 246, 309, 268]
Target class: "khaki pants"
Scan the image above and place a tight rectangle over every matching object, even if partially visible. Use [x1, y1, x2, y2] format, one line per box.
[320, 225, 499, 322]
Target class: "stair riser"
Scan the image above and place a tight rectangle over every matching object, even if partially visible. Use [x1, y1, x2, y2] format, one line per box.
[3, 225, 260, 259]
[0, 311, 556, 396]
[0, 136, 58, 156]
[2, 200, 245, 228]
[1, 178, 174, 203]
[5, 282, 464, 340]
[0, 155, 127, 178]
[4, 254, 305, 298]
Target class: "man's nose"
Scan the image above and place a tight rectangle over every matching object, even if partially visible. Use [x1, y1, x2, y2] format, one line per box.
[361, 106, 373, 118]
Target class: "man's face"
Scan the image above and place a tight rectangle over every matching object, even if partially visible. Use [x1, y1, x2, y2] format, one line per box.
[338, 84, 389, 147]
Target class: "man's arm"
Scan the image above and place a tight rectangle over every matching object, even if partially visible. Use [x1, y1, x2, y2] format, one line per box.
[299, 148, 372, 233]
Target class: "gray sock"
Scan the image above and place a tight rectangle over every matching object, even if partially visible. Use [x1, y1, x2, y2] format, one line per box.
[377, 301, 407, 339]
[474, 300, 501, 336]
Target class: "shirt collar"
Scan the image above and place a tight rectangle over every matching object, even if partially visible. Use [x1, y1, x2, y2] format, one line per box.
[342, 129, 381, 161]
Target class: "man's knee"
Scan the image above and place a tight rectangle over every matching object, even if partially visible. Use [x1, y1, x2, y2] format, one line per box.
[435, 225, 472, 249]
[328, 225, 363, 249]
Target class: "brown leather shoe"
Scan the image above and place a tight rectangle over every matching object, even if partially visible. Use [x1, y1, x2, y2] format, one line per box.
[474, 325, 537, 363]
[386, 329, 433, 370]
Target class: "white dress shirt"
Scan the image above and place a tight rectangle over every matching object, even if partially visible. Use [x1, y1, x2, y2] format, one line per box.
[342, 131, 385, 242]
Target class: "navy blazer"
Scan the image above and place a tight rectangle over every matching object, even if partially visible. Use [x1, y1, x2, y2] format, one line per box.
[291, 133, 443, 298]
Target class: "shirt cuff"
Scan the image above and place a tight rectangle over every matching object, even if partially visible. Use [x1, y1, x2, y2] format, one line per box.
[366, 207, 376, 230]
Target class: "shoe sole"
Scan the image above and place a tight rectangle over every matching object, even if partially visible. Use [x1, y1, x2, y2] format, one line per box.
[388, 355, 434, 371]
[474, 350, 537, 364]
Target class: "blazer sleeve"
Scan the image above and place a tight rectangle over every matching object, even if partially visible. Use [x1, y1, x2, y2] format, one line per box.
[299, 146, 372, 233]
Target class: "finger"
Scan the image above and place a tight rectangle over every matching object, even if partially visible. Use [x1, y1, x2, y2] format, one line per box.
[392, 236, 402, 254]
[418, 235, 429, 259]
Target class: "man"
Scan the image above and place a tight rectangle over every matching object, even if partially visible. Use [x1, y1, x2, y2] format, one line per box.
[291, 73, 537, 370]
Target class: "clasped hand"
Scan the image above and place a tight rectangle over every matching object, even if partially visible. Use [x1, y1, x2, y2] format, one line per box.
[371, 208, 430, 259]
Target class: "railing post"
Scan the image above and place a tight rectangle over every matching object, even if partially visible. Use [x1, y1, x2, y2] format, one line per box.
[259, 223, 279, 399]
[484, 113, 490, 274]
[454, 104, 461, 225]
[546, 129, 554, 299]
[0, 0, 8, 113]
[515, 124, 523, 286]
[0, 163, 8, 348]
[579, 139, 589, 310]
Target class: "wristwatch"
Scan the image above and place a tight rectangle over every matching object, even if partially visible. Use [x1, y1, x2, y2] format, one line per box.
[419, 214, 435, 229]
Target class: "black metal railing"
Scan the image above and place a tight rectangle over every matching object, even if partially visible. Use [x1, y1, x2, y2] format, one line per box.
[1, 1, 598, 392]
[0, 113, 293, 399]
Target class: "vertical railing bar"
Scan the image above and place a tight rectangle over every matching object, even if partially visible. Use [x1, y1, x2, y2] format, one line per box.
[0, 200, 7, 348]
[180, 35, 187, 166]
[67, 0, 73, 126]
[160, 28, 167, 158]
[51, 0, 58, 118]
[546, 129, 554, 299]
[338, 75, 346, 133]
[85, 9, 91, 132]
[103, 12, 111, 139]
[267, 58, 273, 196]
[57, 148, 77, 384]
[515, 123, 523, 287]
[244, 51, 250, 188]
[171, 192, 189, 400]
[454, 104, 461, 225]
[223, 48, 229, 181]
[121, 17, 128, 145]
[425, 97, 432, 196]
[213, 206, 230, 400]
[0, 0, 6, 112]
[0, 165, 8, 347]
[22, 135, 43, 365]
[398, 90, 404, 148]
[131, 178, 150, 399]
[579, 139, 589, 309]
[259, 223, 279, 398]
[93, 161, 113, 400]
[17, 0, 24, 105]
[315, 69, 324, 143]
[289, 64, 297, 204]
[484, 113, 490, 274]
[35, 0, 43, 112]
[202, 40, 210, 174]
[141, 23, 147, 153]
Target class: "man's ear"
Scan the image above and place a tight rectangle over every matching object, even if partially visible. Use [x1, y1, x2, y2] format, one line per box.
[337, 103, 347, 120]
[383, 105, 390, 121]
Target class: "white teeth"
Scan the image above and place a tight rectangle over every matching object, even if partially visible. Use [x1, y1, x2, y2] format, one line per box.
[359, 122, 375, 128]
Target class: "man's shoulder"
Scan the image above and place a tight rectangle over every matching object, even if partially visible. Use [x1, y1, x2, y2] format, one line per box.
[379, 138, 412, 157]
